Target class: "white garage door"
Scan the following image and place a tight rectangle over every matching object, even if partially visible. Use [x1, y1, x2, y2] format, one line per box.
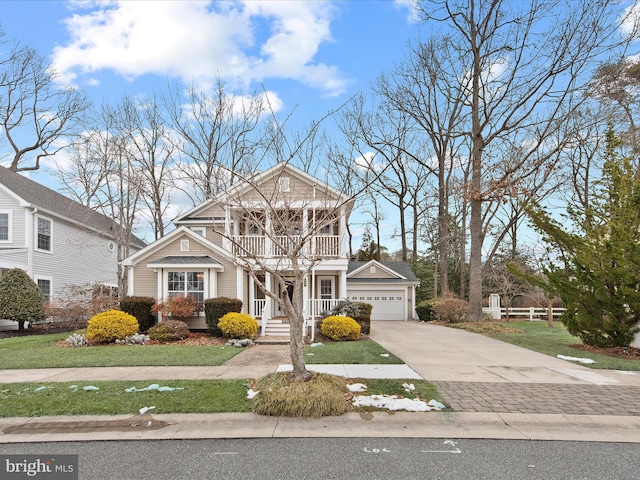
[348, 290, 405, 321]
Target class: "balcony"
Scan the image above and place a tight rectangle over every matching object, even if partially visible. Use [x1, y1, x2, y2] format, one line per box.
[232, 235, 341, 258]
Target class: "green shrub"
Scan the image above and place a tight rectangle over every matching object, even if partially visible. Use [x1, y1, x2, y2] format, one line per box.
[0, 268, 45, 330]
[432, 296, 469, 323]
[147, 319, 190, 342]
[204, 297, 242, 336]
[218, 312, 258, 339]
[119, 296, 156, 332]
[353, 302, 372, 334]
[415, 300, 436, 322]
[86, 310, 139, 344]
[320, 315, 361, 341]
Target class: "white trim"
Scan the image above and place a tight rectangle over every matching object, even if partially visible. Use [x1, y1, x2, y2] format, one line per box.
[0, 210, 12, 243]
[34, 214, 53, 254]
[236, 266, 244, 307]
[34, 274, 53, 301]
[347, 260, 407, 279]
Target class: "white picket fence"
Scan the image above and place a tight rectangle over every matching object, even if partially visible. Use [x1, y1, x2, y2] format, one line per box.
[483, 306, 566, 321]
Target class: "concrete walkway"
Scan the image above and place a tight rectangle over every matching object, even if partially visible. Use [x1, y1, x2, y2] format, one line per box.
[1, 321, 640, 443]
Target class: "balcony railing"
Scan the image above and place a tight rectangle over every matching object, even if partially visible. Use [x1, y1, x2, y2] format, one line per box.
[232, 235, 341, 257]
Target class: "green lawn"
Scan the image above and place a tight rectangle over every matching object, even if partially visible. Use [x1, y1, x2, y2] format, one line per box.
[0, 379, 251, 417]
[0, 334, 242, 369]
[0, 378, 446, 418]
[304, 339, 403, 364]
[448, 321, 640, 371]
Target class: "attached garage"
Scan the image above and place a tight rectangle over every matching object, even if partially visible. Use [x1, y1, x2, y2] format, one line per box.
[346, 261, 419, 321]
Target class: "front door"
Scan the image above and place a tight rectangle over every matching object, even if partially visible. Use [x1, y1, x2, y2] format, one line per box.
[276, 280, 295, 317]
[317, 276, 335, 314]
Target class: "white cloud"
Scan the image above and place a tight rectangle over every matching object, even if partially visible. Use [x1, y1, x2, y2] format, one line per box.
[52, 0, 348, 96]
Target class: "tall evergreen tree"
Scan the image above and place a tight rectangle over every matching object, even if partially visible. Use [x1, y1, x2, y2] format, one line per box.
[526, 126, 640, 347]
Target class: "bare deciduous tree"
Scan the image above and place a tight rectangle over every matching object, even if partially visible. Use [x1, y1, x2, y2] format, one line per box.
[0, 32, 90, 172]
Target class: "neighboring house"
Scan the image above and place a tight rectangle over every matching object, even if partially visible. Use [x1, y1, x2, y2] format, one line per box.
[0, 165, 146, 315]
[122, 163, 419, 337]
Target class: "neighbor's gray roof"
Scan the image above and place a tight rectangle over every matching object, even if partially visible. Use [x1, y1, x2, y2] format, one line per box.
[147, 256, 223, 266]
[347, 261, 419, 282]
[0, 165, 146, 248]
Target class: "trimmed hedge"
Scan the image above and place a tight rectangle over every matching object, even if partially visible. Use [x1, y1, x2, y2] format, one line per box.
[321, 315, 361, 341]
[415, 300, 435, 322]
[87, 310, 139, 344]
[353, 302, 372, 334]
[218, 312, 259, 339]
[119, 296, 156, 332]
[204, 297, 242, 336]
[147, 319, 190, 342]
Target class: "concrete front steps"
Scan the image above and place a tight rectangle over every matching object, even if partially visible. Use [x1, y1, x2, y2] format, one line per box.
[255, 317, 290, 344]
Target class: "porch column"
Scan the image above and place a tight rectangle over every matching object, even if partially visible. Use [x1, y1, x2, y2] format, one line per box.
[339, 269, 347, 300]
[302, 208, 309, 256]
[262, 272, 272, 335]
[302, 273, 310, 334]
[248, 274, 255, 317]
[236, 266, 244, 311]
[339, 206, 346, 258]
[223, 205, 231, 252]
[265, 210, 272, 257]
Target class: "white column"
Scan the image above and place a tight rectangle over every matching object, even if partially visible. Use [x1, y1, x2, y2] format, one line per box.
[236, 266, 244, 309]
[248, 274, 255, 317]
[223, 205, 231, 252]
[302, 208, 309, 256]
[339, 269, 347, 300]
[339, 206, 346, 257]
[156, 269, 164, 322]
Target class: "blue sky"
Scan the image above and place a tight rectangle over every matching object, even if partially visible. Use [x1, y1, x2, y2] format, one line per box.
[1, 0, 419, 245]
[0, 0, 417, 127]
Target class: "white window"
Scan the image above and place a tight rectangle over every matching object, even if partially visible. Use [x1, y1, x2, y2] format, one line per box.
[278, 177, 291, 192]
[0, 212, 10, 242]
[191, 227, 205, 237]
[36, 277, 52, 302]
[36, 216, 52, 252]
[168, 271, 205, 305]
[370, 266, 376, 273]
[180, 239, 190, 252]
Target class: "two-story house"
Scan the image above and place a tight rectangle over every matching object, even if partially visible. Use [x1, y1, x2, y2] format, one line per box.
[0, 165, 146, 311]
[122, 163, 418, 336]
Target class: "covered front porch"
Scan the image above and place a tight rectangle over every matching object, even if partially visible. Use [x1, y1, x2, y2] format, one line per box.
[247, 267, 348, 340]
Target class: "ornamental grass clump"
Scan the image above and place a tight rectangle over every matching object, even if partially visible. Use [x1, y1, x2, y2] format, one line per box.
[218, 312, 258, 339]
[86, 310, 139, 344]
[321, 315, 361, 341]
[252, 372, 350, 418]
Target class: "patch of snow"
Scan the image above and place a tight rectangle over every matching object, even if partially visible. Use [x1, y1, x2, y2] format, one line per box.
[380, 353, 390, 357]
[125, 384, 184, 392]
[310, 342, 324, 347]
[352, 394, 433, 412]
[83, 386, 99, 391]
[402, 383, 415, 392]
[246, 388, 260, 399]
[347, 383, 368, 392]
[139, 406, 155, 415]
[557, 354, 596, 364]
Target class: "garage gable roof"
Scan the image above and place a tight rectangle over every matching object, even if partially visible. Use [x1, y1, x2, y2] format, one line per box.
[347, 260, 419, 283]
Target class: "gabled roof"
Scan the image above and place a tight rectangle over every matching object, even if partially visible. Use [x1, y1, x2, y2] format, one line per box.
[122, 226, 231, 267]
[174, 162, 354, 223]
[347, 260, 420, 283]
[0, 165, 146, 248]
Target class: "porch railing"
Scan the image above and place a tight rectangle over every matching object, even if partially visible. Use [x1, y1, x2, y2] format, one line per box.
[307, 298, 341, 318]
[232, 235, 342, 257]
[233, 235, 265, 257]
[253, 299, 267, 318]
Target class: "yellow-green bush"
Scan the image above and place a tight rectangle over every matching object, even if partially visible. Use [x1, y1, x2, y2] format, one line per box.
[218, 312, 258, 339]
[320, 315, 361, 341]
[87, 309, 139, 344]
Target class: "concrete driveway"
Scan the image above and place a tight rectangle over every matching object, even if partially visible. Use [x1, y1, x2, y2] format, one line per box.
[369, 320, 640, 386]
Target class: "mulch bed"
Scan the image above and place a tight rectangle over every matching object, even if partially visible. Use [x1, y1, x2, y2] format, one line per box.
[570, 344, 640, 360]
